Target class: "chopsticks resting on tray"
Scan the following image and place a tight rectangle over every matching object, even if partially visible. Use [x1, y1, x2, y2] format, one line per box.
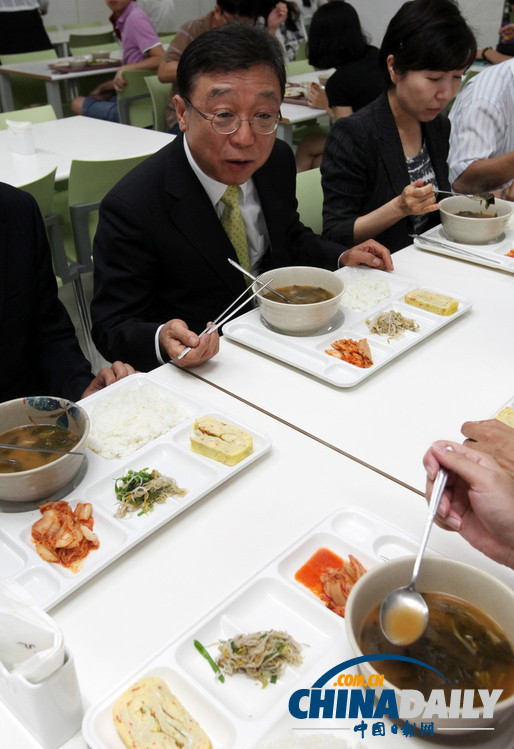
[410, 234, 503, 265]
[177, 277, 274, 360]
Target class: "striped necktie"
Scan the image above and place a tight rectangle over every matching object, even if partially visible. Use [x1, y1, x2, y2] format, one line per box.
[220, 184, 251, 274]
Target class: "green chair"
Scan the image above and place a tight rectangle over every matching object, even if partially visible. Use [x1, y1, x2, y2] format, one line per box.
[158, 33, 176, 46]
[294, 40, 307, 61]
[145, 75, 171, 132]
[285, 59, 315, 78]
[0, 49, 57, 109]
[69, 41, 120, 57]
[63, 21, 102, 30]
[0, 104, 56, 129]
[19, 168, 92, 361]
[68, 31, 115, 49]
[44, 24, 58, 32]
[67, 154, 153, 272]
[296, 167, 323, 234]
[117, 69, 154, 127]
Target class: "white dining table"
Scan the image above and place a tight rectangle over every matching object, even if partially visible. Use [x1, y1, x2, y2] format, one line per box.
[0, 55, 121, 118]
[278, 70, 332, 147]
[0, 115, 173, 187]
[189, 243, 514, 494]
[1, 366, 512, 749]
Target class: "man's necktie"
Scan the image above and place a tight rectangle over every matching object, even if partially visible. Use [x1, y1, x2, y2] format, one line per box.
[220, 184, 251, 274]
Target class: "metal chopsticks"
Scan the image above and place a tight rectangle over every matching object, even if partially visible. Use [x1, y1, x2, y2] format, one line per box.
[410, 234, 503, 265]
[176, 278, 274, 360]
[227, 258, 292, 303]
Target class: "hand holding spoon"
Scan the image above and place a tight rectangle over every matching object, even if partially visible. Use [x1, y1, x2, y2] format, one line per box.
[380, 468, 448, 646]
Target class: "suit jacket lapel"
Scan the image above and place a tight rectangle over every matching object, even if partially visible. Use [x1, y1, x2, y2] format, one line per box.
[375, 92, 411, 198]
[162, 135, 246, 296]
[0, 215, 6, 331]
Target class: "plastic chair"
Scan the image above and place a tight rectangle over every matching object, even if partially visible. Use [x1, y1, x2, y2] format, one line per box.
[145, 75, 171, 132]
[158, 33, 176, 46]
[0, 49, 57, 109]
[67, 154, 153, 273]
[117, 70, 155, 127]
[69, 41, 120, 57]
[19, 168, 92, 363]
[0, 104, 56, 129]
[285, 59, 316, 78]
[68, 31, 115, 49]
[63, 21, 102, 30]
[44, 24, 58, 32]
[296, 167, 323, 234]
[295, 40, 307, 61]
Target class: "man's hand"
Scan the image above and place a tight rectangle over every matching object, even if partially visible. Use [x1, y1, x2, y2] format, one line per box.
[159, 319, 220, 367]
[82, 361, 136, 398]
[339, 240, 394, 270]
[461, 419, 514, 479]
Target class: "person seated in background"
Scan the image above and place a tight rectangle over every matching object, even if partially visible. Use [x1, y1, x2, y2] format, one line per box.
[295, 0, 383, 172]
[0, 182, 135, 404]
[448, 58, 514, 199]
[71, 0, 164, 122]
[91, 24, 393, 372]
[258, 0, 306, 62]
[423, 440, 514, 569]
[321, 0, 476, 254]
[157, 0, 284, 134]
[296, 0, 327, 24]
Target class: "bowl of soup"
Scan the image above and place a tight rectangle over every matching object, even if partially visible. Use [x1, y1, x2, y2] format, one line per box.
[253, 266, 344, 335]
[344, 556, 514, 732]
[0, 396, 89, 502]
[439, 195, 512, 244]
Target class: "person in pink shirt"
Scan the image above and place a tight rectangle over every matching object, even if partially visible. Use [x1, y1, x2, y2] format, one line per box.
[72, 0, 164, 122]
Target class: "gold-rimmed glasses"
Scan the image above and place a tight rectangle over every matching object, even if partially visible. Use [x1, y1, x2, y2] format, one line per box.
[183, 98, 280, 135]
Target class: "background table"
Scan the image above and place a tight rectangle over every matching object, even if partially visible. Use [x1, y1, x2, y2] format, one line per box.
[191, 245, 514, 493]
[1, 366, 511, 749]
[0, 56, 120, 118]
[0, 116, 173, 186]
[278, 70, 332, 146]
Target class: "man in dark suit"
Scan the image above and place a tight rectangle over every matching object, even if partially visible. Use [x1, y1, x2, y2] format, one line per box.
[0, 182, 134, 403]
[91, 23, 393, 372]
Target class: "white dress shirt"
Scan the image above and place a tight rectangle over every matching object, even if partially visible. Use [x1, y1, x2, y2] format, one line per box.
[449, 59, 514, 186]
[155, 135, 270, 363]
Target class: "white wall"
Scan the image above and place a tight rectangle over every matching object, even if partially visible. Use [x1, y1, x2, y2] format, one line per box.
[45, 0, 504, 47]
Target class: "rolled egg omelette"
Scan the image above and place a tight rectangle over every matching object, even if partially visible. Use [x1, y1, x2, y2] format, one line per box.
[112, 676, 211, 749]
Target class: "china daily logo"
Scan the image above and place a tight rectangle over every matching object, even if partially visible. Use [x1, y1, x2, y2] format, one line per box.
[288, 656, 502, 739]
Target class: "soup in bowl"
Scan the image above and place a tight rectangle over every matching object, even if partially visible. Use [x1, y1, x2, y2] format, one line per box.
[345, 556, 514, 733]
[254, 266, 344, 335]
[440, 195, 512, 244]
[0, 396, 89, 502]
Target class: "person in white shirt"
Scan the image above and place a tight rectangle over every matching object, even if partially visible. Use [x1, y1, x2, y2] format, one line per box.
[449, 58, 514, 198]
[0, 0, 51, 53]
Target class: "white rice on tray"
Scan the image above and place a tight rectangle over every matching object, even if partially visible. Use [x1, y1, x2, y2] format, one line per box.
[341, 276, 390, 311]
[86, 385, 190, 459]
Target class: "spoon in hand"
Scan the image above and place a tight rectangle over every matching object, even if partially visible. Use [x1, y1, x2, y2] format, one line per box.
[380, 468, 448, 646]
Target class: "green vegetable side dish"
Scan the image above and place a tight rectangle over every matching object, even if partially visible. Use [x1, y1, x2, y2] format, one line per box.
[194, 630, 303, 688]
[113, 467, 187, 518]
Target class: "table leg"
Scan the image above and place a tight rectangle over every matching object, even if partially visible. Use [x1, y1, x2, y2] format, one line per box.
[277, 122, 293, 148]
[45, 80, 63, 118]
[0, 75, 15, 112]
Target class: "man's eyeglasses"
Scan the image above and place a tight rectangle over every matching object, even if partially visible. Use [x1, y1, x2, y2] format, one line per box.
[184, 98, 279, 135]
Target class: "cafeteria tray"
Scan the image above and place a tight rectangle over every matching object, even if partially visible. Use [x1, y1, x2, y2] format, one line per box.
[83, 505, 444, 749]
[413, 223, 514, 274]
[222, 267, 472, 388]
[0, 373, 271, 611]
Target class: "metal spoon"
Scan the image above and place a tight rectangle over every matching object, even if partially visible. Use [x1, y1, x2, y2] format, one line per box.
[380, 468, 448, 646]
[0, 443, 85, 463]
[437, 189, 495, 207]
[227, 258, 293, 303]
